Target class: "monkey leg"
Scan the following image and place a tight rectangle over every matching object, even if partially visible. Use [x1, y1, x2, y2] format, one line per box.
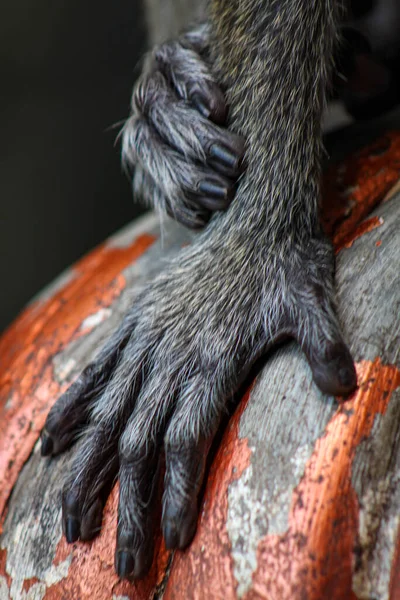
[122, 23, 245, 228]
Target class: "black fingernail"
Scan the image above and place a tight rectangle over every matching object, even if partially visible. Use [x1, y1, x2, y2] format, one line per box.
[198, 179, 229, 200]
[191, 93, 211, 119]
[116, 551, 135, 579]
[65, 517, 80, 543]
[164, 522, 179, 550]
[210, 143, 239, 170]
[41, 433, 53, 456]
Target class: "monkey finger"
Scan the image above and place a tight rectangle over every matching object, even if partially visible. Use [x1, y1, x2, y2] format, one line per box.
[41, 310, 137, 456]
[162, 434, 210, 551]
[123, 116, 235, 216]
[160, 372, 229, 551]
[116, 442, 161, 580]
[153, 37, 227, 124]
[115, 364, 183, 580]
[304, 339, 357, 398]
[133, 166, 211, 229]
[62, 427, 120, 543]
[133, 71, 245, 178]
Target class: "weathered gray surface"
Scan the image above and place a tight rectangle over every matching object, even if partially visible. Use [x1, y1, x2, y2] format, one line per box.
[0, 191, 399, 599]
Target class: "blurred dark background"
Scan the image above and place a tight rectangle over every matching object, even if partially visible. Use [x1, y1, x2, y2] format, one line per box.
[0, 0, 147, 331]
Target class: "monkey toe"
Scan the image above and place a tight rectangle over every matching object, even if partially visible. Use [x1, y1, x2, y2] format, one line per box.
[309, 341, 357, 398]
[62, 483, 112, 543]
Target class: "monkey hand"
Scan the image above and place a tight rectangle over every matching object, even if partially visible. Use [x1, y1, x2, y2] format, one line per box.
[41, 224, 356, 580]
[122, 23, 245, 229]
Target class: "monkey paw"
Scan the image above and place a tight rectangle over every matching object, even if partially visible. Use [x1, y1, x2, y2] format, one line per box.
[41, 235, 356, 580]
[122, 23, 245, 229]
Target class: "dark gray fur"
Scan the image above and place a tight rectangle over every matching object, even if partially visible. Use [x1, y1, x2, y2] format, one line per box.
[41, 0, 357, 581]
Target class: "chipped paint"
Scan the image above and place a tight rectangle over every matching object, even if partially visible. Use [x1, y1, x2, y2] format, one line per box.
[353, 483, 398, 600]
[227, 462, 269, 597]
[79, 307, 113, 331]
[335, 216, 384, 253]
[242, 359, 400, 600]
[0, 131, 400, 598]
[0, 234, 155, 533]
[42, 484, 169, 600]
[322, 131, 400, 248]
[0, 549, 12, 590]
[225, 351, 333, 599]
[163, 391, 253, 599]
[350, 385, 400, 600]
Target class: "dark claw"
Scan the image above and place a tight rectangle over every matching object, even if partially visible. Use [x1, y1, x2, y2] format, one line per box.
[65, 517, 80, 543]
[163, 503, 198, 550]
[116, 550, 135, 579]
[191, 93, 211, 119]
[311, 343, 357, 397]
[165, 200, 210, 229]
[40, 432, 53, 456]
[338, 365, 357, 390]
[163, 521, 179, 550]
[209, 143, 240, 171]
[198, 179, 231, 201]
[190, 82, 228, 124]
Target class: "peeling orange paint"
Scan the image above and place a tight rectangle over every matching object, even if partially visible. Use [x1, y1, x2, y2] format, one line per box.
[163, 391, 253, 600]
[335, 216, 383, 253]
[160, 361, 400, 600]
[43, 484, 169, 600]
[322, 131, 400, 248]
[160, 133, 400, 599]
[1, 131, 400, 599]
[0, 233, 155, 532]
[242, 359, 400, 600]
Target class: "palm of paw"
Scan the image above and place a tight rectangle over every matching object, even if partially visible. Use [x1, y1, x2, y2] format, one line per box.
[41, 237, 356, 580]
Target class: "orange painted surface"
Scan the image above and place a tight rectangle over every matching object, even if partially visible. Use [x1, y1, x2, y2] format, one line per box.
[322, 130, 400, 247]
[43, 484, 170, 600]
[163, 361, 400, 600]
[0, 548, 12, 589]
[161, 133, 400, 598]
[163, 391, 252, 600]
[335, 216, 383, 253]
[1, 131, 400, 598]
[22, 577, 40, 593]
[243, 360, 400, 600]
[0, 233, 155, 530]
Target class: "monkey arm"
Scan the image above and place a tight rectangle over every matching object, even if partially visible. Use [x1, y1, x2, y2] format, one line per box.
[123, 3, 400, 227]
[41, 0, 356, 581]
